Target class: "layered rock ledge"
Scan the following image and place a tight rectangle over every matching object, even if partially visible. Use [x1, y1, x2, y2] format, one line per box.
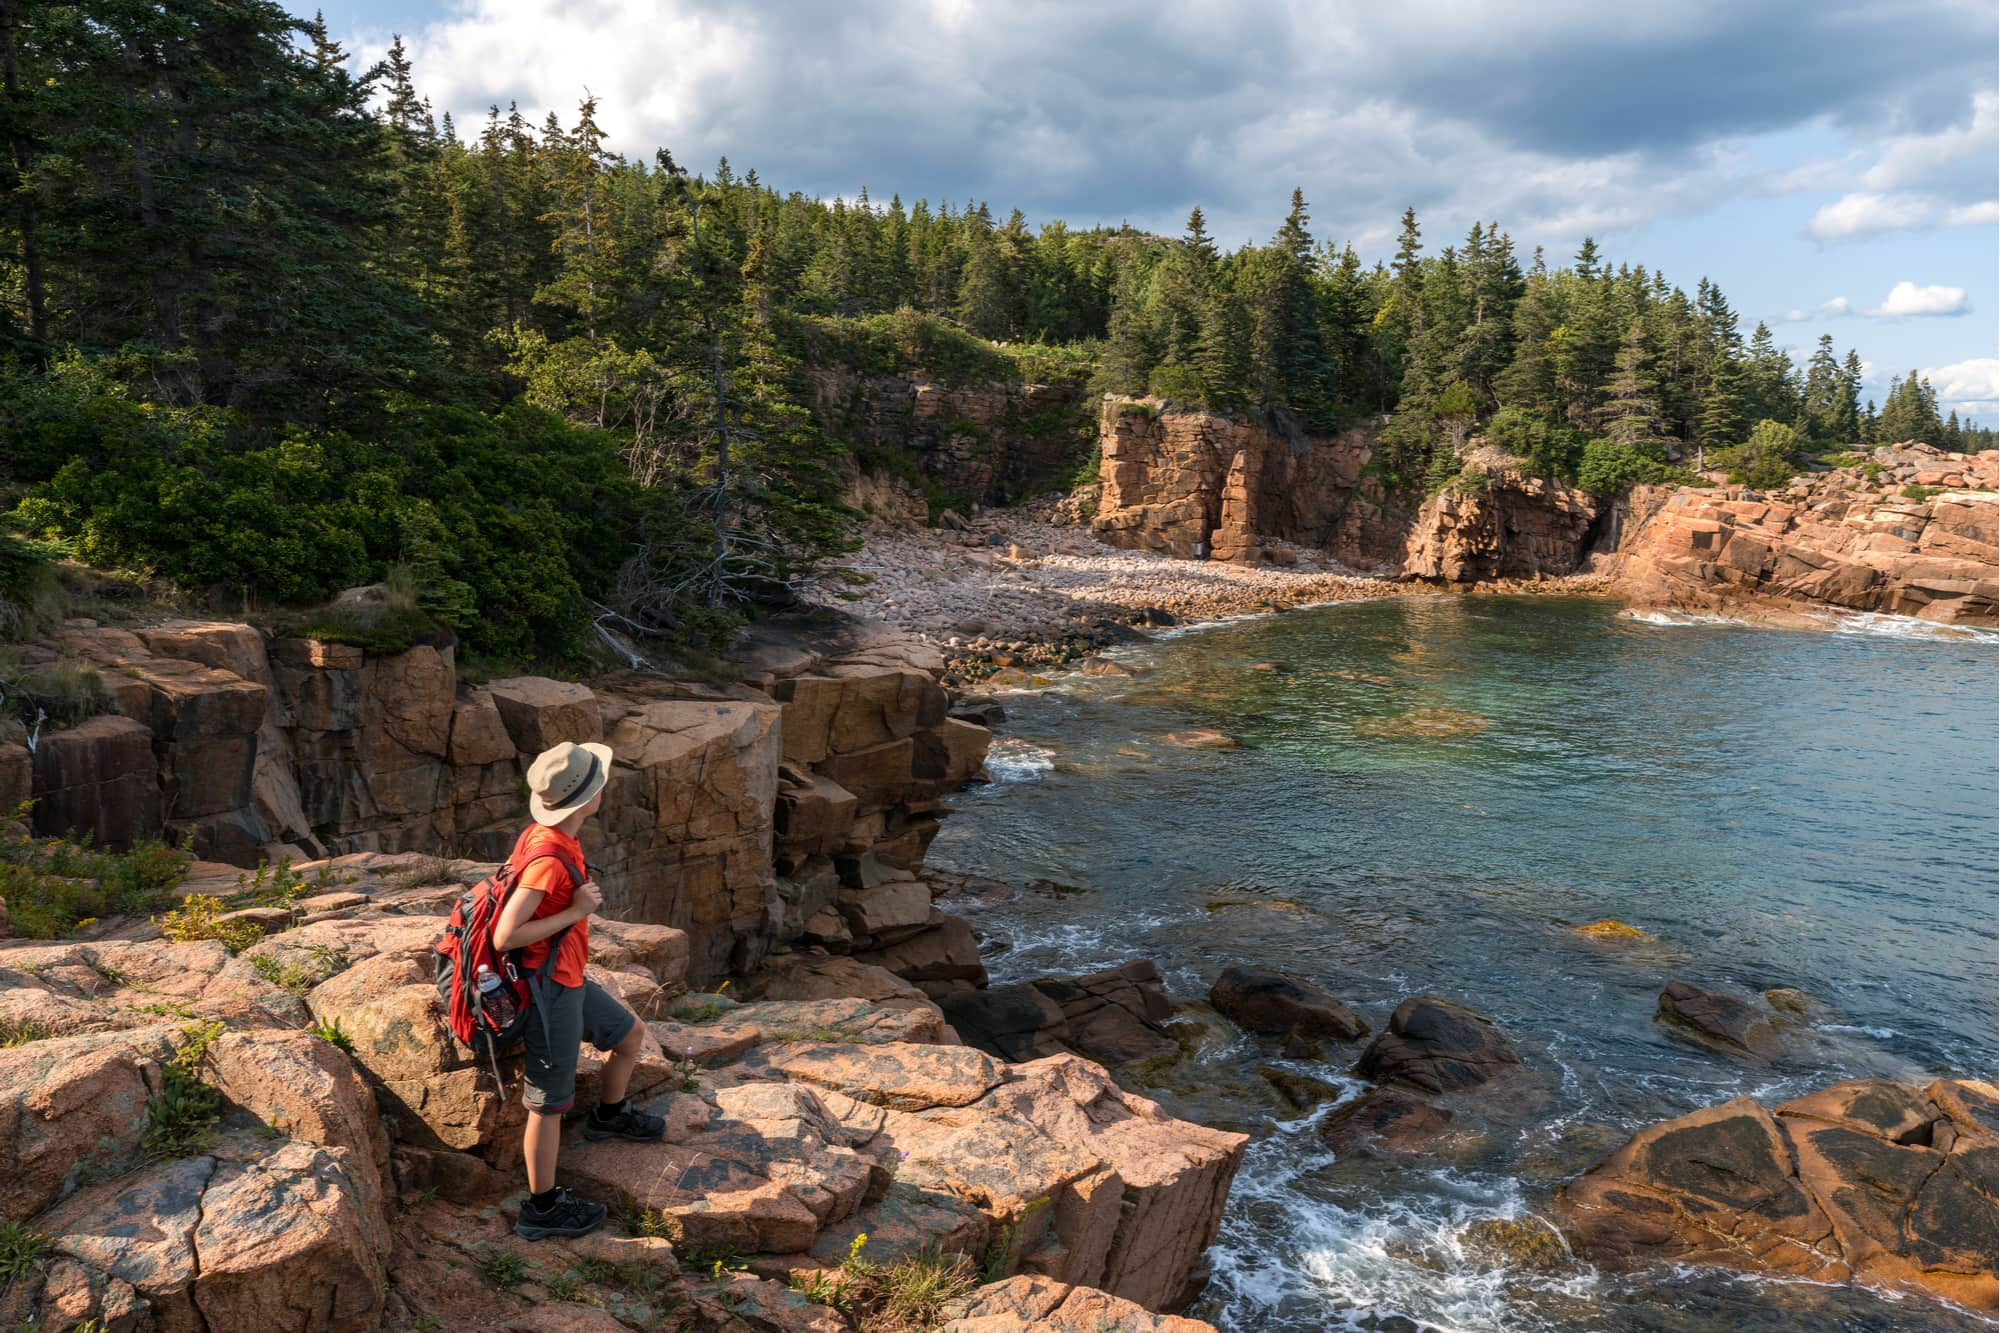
[0, 858, 1241, 1331]
[1559, 1077, 1999, 1311]
[1608, 444, 1998, 624]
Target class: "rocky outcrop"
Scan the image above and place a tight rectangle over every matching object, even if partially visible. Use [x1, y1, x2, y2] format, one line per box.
[1209, 965, 1368, 1043]
[941, 1274, 1218, 1331]
[1402, 466, 1602, 581]
[1094, 399, 1406, 568]
[1559, 1077, 1999, 1311]
[942, 960, 1180, 1066]
[1327, 997, 1541, 1157]
[0, 871, 1244, 1331]
[810, 368, 1091, 514]
[12, 613, 990, 987]
[1655, 980, 1788, 1059]
[1609, 444, 1999, 623]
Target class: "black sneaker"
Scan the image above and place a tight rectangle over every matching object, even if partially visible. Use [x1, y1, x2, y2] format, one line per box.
[583, 1101, 667, 1142]
[515, 1188, 607, 1240]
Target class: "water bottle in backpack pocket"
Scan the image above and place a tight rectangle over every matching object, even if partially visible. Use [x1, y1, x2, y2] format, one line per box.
[476, 964, 519, 1031]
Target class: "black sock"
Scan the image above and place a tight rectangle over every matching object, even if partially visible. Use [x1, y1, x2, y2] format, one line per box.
[594, 1097, 629, 1120]
[529, 1186, 561, 1211]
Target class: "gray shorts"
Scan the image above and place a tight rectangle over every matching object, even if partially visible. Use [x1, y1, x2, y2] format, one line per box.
[522, 978, 637, 1115]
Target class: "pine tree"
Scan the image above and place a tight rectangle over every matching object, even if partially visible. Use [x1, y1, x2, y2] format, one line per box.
[1802, 334, 1845, 444]
[1600, 321, 1667, 447]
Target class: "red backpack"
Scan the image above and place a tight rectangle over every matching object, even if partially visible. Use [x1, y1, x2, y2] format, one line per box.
[433, 828, 583, 1088]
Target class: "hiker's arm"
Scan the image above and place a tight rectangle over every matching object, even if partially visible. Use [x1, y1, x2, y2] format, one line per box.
[492, 882, 599, 951]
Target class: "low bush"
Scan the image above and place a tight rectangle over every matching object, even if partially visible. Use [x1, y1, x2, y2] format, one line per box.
[5, 357, 640, 659]
[145, 1022, 224, 1159]
[159, 895, 264, 954]
[0, 827, 192, 939]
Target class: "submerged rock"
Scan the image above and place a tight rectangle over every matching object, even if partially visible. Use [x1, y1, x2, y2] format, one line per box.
[1559, 1076, 1999, 1312]
[1656, 979, 1786, 1059]
[1209, 966, 1368, 1042]
[1572, 918, 1653, 942]
[1355, 996, 1523, 1094]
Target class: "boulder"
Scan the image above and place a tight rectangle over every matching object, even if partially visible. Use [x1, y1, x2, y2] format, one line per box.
[0, 1028, 174, 1222]
[939, 983, 1071, 1062]
[29, 714, 162, 846]
[1319, 1087, 1458, 1155]
[940, 1274, 1219, 1331]
[1558, 1077, 1998, 1311]
[835, 880, 933, 939]
[16, 1138, 387, 1332]
[1354, 996, 1523, 1095]
[1032, 960, 1180, 1065]
[486, 676, 602, 752]
[1656, 980, 1785, 1058]
[1209, 966, 1367, 1042]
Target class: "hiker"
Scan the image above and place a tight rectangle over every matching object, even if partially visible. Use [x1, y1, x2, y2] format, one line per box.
[491, 739, 666, 1240]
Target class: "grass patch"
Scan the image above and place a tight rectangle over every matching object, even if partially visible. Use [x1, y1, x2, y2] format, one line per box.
[403, 1185, 441, 1210]
[308, 1016, 352, 1051]
[476, 1247, 530, 1288]
[620, 1202, 684, 1243]
[278, 603, 451, 657]
[0, 1016, 53, 1047]
[251, 953, 317, 996]
[0, 1220, 49, 1284]
[789, 1235, 977, 1333]
[145, 1021, 224, 1159]
[1901, 483, 1942, 502]
[159, 894, 263, 954]
[0, 824, 193, 939]
[0, 656, 108, 729]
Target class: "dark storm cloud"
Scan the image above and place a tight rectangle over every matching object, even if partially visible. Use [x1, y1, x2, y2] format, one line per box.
[392, 0, 1999, 249]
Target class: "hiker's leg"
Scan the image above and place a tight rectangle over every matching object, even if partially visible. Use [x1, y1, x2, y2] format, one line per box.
[601, 1018, 643, 1104]
[577, 980, 641, 1106]
[524, 1108, 561, 1193]
[520, 982, 584, 1187]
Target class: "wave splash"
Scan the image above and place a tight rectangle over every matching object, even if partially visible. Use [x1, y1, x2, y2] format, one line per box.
[981, 737, 1056, 782]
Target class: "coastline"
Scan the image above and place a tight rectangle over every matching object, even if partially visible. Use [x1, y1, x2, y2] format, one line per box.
[813, 505, 1618, 681]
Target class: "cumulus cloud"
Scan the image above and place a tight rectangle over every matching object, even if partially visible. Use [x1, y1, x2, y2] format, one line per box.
[1806, 191, 1931, 240]
[1866, 282, 1970, 317]
[1920, 357, 2000, 415]
[356, 0, 1998, 251]
[1944, 199, 2000, 225]
[1779, 296, 1852, 322]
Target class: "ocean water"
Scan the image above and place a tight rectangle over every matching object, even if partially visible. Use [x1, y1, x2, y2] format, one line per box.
[929, 594, 2000, 1333]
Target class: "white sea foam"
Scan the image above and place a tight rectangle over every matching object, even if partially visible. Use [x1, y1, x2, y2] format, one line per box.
[1206, 1117, 1598, 1333]
[1807, 610, 1999, 642]
[1625, 609, 1753, 628]
[1820, 1023, 1903, 1040]
[981, 738, 1056, 782]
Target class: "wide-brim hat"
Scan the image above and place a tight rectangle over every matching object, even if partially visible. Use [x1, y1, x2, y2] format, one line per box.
[526, 740, 614, 826]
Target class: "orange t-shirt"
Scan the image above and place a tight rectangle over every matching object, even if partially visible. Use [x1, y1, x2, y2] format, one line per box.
[511, 825, 590, 988]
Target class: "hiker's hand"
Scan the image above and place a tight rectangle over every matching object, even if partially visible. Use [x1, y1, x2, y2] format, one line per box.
[572, 880, 603, 919]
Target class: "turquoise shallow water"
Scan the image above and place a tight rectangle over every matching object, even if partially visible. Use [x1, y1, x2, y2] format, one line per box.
[929, 595, 1999, 1333]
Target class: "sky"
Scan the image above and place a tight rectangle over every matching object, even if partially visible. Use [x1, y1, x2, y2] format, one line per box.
[305, 0, 2000, 424]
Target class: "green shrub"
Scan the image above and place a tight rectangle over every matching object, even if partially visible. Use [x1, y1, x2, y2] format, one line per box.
[5, 358, 639, 659]
[1901, 483, 1941, 502]
[0, 829, 193, 939]
[1487, 406, 1586, 482]
[1576, 438, 1690, 496]
[159, 895, 264, 954]
[0, 1220, 49, 1284]
[145, 1022, 224, 1158]
[1715, 419, 1804, 490]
